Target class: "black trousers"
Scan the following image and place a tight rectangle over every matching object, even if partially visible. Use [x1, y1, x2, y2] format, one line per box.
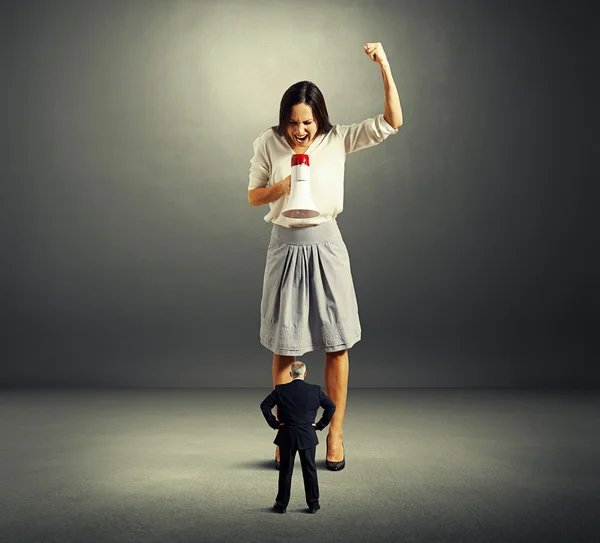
[276, 444, 319, 508]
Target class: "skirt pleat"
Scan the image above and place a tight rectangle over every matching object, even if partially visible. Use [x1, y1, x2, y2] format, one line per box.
[259, 219, 361, 356]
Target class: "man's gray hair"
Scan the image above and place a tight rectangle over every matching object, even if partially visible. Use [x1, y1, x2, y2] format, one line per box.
[290, 361, 306, 378]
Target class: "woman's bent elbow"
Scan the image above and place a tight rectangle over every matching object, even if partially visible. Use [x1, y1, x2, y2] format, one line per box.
[248, 189, 265, 207]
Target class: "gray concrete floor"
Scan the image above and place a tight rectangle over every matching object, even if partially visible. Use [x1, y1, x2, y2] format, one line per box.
[1, 388, 598, 543]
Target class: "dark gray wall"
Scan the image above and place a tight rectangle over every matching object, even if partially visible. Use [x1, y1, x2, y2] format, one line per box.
[2, 0, 596, 387]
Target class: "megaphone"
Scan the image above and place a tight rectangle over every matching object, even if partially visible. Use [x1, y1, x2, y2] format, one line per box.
[282, 154, 320, 219]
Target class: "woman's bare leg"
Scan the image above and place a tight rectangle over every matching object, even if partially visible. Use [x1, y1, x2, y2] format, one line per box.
[324, 349, 349, 462]
[272, 353, 294, 462]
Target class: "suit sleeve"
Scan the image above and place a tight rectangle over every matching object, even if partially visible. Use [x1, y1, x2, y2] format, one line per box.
[314, 388, 336, 431]
[260, 389, 280, 430]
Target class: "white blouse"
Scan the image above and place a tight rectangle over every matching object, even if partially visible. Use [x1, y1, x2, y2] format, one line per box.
[248, 114, 398, 227]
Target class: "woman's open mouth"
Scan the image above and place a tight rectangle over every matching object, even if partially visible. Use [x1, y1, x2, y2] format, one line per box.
[294, 134, 309, 145]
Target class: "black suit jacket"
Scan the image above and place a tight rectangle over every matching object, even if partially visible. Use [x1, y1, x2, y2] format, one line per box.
[260, 379, 336, 450]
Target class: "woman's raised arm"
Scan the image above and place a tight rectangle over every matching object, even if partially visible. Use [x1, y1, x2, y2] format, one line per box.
[364, 42, 403, 129]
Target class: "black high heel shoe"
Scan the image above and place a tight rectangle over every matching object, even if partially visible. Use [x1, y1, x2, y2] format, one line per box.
[326, 434, 345, 471]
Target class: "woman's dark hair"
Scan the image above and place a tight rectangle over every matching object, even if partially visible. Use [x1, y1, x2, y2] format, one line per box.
[272, 81, 334, 137]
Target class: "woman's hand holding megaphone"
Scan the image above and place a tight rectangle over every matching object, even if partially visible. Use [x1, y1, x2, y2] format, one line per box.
[279, 175, 291, 196]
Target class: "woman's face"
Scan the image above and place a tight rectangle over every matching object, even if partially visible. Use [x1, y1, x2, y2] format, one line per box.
[285, 102, 319, 151]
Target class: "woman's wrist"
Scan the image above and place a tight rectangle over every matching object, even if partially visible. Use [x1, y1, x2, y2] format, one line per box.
[265, 180, 284, 203]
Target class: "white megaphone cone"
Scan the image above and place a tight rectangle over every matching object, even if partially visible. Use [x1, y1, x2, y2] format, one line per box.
[282, 154, 320, 219]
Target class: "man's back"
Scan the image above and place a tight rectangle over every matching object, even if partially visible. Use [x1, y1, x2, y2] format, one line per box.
[260, 379, 336, 450]
[275, 380, 323, 426]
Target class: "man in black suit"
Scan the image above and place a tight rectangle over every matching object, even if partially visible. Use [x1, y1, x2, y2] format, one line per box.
[260, 361, 336, 514]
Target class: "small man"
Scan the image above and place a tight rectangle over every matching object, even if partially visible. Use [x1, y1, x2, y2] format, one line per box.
[260, 361, 336, 514]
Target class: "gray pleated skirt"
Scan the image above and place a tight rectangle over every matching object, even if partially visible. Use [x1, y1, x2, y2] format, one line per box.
[259, 219, 361, 356]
